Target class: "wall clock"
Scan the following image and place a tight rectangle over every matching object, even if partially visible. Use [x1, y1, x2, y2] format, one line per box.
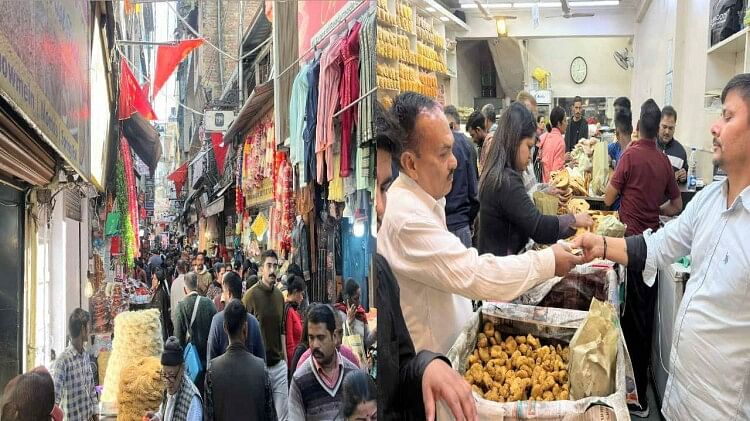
[570, 56, 587, 84]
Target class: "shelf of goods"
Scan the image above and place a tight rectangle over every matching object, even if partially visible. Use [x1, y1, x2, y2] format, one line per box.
[376, 0, 455, 105]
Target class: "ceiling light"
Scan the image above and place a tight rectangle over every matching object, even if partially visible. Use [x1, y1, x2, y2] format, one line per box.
[569, 0, 619, 5]
[496, 18, 508, 36]
[440, 16, 450, 21]
[513, 2, 561, 7]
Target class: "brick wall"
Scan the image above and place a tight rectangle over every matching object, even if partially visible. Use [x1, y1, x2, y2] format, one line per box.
[199, 0, 261, 103]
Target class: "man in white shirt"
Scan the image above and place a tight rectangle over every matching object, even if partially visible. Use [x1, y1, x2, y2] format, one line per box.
[575, 73, 750, 420]
[378, 92, 582, 355]
[170, 259, 188, 318]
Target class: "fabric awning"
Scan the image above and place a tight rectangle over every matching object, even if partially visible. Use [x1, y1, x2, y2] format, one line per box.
[122, 112, 162, 174]
[224, 81, 274, 144]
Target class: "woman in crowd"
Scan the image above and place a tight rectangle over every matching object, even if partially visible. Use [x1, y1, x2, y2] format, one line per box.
[335, 280, 375, 350]
[539, 106, 568, 183]
[337, 370, 376, 421]
[1, 366, 63, 421]
[477, 102, 592, 257]
[150, 267, 173, 341]
[536, 115, 546, 136]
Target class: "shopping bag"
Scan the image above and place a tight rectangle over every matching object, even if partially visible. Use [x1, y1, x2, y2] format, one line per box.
[104, 212, 121, 236]
[183, 297, 204, 383]
[569, 298, 619, 400]
[342, 321, 366, 368]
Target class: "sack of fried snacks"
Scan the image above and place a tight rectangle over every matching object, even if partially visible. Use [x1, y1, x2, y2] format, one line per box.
[569, 298, 619, 400]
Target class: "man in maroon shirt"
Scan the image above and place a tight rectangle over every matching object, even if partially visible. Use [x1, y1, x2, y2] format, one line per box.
[603, 98, 682, 417]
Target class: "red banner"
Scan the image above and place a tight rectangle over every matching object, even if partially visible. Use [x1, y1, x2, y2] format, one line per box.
[211, 133, 228, 176]
[167, 162, 188, 195]
[120, 137, 140, 256]
[118, 58, 157, 121]
[152, 39, 204, 98]
[297, 0, 348, 55]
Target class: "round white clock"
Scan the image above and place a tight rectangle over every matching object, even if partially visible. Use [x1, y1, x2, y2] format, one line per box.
[570, 56, 587, 84]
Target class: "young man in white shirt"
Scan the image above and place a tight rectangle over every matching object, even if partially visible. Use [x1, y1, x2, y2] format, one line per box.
[377, 92, 582, 355]
[575, 73, 750, 420]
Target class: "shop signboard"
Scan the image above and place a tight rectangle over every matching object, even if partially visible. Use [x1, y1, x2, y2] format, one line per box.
[205, 197, 225, 217]
[531, 89, 553, 105]
[0, 1, 90, 177]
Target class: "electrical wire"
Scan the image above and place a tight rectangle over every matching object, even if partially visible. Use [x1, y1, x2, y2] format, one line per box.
[168, 1, 237, 61]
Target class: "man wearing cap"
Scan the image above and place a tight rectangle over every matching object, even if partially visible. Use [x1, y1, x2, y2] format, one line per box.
[144, 336, 202, 421]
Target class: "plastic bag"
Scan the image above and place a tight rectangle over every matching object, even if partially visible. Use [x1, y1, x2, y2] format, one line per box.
[569, 299, 619, 400]
[591, 141, 610, 196]
[105, 211, 121, 236]
[533, 191, 559, 215]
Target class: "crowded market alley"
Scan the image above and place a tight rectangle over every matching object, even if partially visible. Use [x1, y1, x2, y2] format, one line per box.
[0, 1, 748, 421]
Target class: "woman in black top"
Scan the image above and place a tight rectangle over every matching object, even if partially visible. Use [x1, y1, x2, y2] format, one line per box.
[477, 102, 592, 256]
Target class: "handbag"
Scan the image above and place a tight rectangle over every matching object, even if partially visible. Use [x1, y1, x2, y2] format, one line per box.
[341, 319, 366, 369]
[183, 296, 203, 383]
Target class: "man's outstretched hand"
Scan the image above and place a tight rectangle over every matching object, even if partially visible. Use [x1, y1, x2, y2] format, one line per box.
[569, 233, 604, 263]
[551, 243, 584, 277]
[423, 359, 478, 421]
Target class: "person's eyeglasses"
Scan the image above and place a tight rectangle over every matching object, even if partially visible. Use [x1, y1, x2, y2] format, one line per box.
[161, 371, 180, 382]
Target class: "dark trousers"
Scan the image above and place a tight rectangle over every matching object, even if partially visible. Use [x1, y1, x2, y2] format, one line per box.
[621, 268, 658, 405]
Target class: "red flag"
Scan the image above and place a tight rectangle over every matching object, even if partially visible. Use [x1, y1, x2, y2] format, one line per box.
[211, 133, 228, 176]
[167, 162, 188, 195]
[118, 58, 157, 121]
[152, 39, 204, 98]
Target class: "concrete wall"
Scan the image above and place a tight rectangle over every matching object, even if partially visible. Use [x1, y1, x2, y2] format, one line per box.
[456, 40, 492, 108]
[632, 0, 715, 179]
[526, 37, 632, 100]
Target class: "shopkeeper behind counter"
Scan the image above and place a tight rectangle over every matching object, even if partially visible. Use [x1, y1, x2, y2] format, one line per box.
[377, 92, 583, 356]
[477, 103, 593, 257]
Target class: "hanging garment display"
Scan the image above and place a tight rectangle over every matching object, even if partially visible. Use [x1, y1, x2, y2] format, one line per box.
[339, 21, 362, 178]
[303, 56, 321, 186]
[291, 217, 311, 281]
[316, 35, 345, 184]
[289, 64, 310, 186]
[271, 151, 294, 255]
[356, 11, 376, 192]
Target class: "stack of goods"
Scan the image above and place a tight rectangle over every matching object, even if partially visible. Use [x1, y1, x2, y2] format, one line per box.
[376, 27, 410, 60]
[376, 63, 399, 90]
[416, 42, 446, 73]
[416, 16, 446, 49]
[101, 309, 164, 404]
[117, 356, 162, 421]
[549, 169, 576, 214]
[92, 255, 105, 291]
[418, 72, 438, 98]
[398, 64, 417, 91]
[463, 322, 570, 402]
[109, 283, 128, 320]
[396, 2, 413, 32]
[91, 289, 112, 333]
[376, 0, 397, 27]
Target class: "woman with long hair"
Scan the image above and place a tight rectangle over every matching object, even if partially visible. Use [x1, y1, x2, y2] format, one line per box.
[477, 102, 592, 257]
[149, 267, 173, 341]
[337, 370, 376, 421]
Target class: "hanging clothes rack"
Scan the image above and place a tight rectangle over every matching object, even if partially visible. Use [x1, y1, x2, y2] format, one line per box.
[275, 1, 372, 81]
[331, 87, 377, 119]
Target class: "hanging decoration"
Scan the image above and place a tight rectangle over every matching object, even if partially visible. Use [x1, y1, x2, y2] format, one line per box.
[211, 132, 229, 176]
[120, 138, 140, 260]
[116, 159, 135, 269]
